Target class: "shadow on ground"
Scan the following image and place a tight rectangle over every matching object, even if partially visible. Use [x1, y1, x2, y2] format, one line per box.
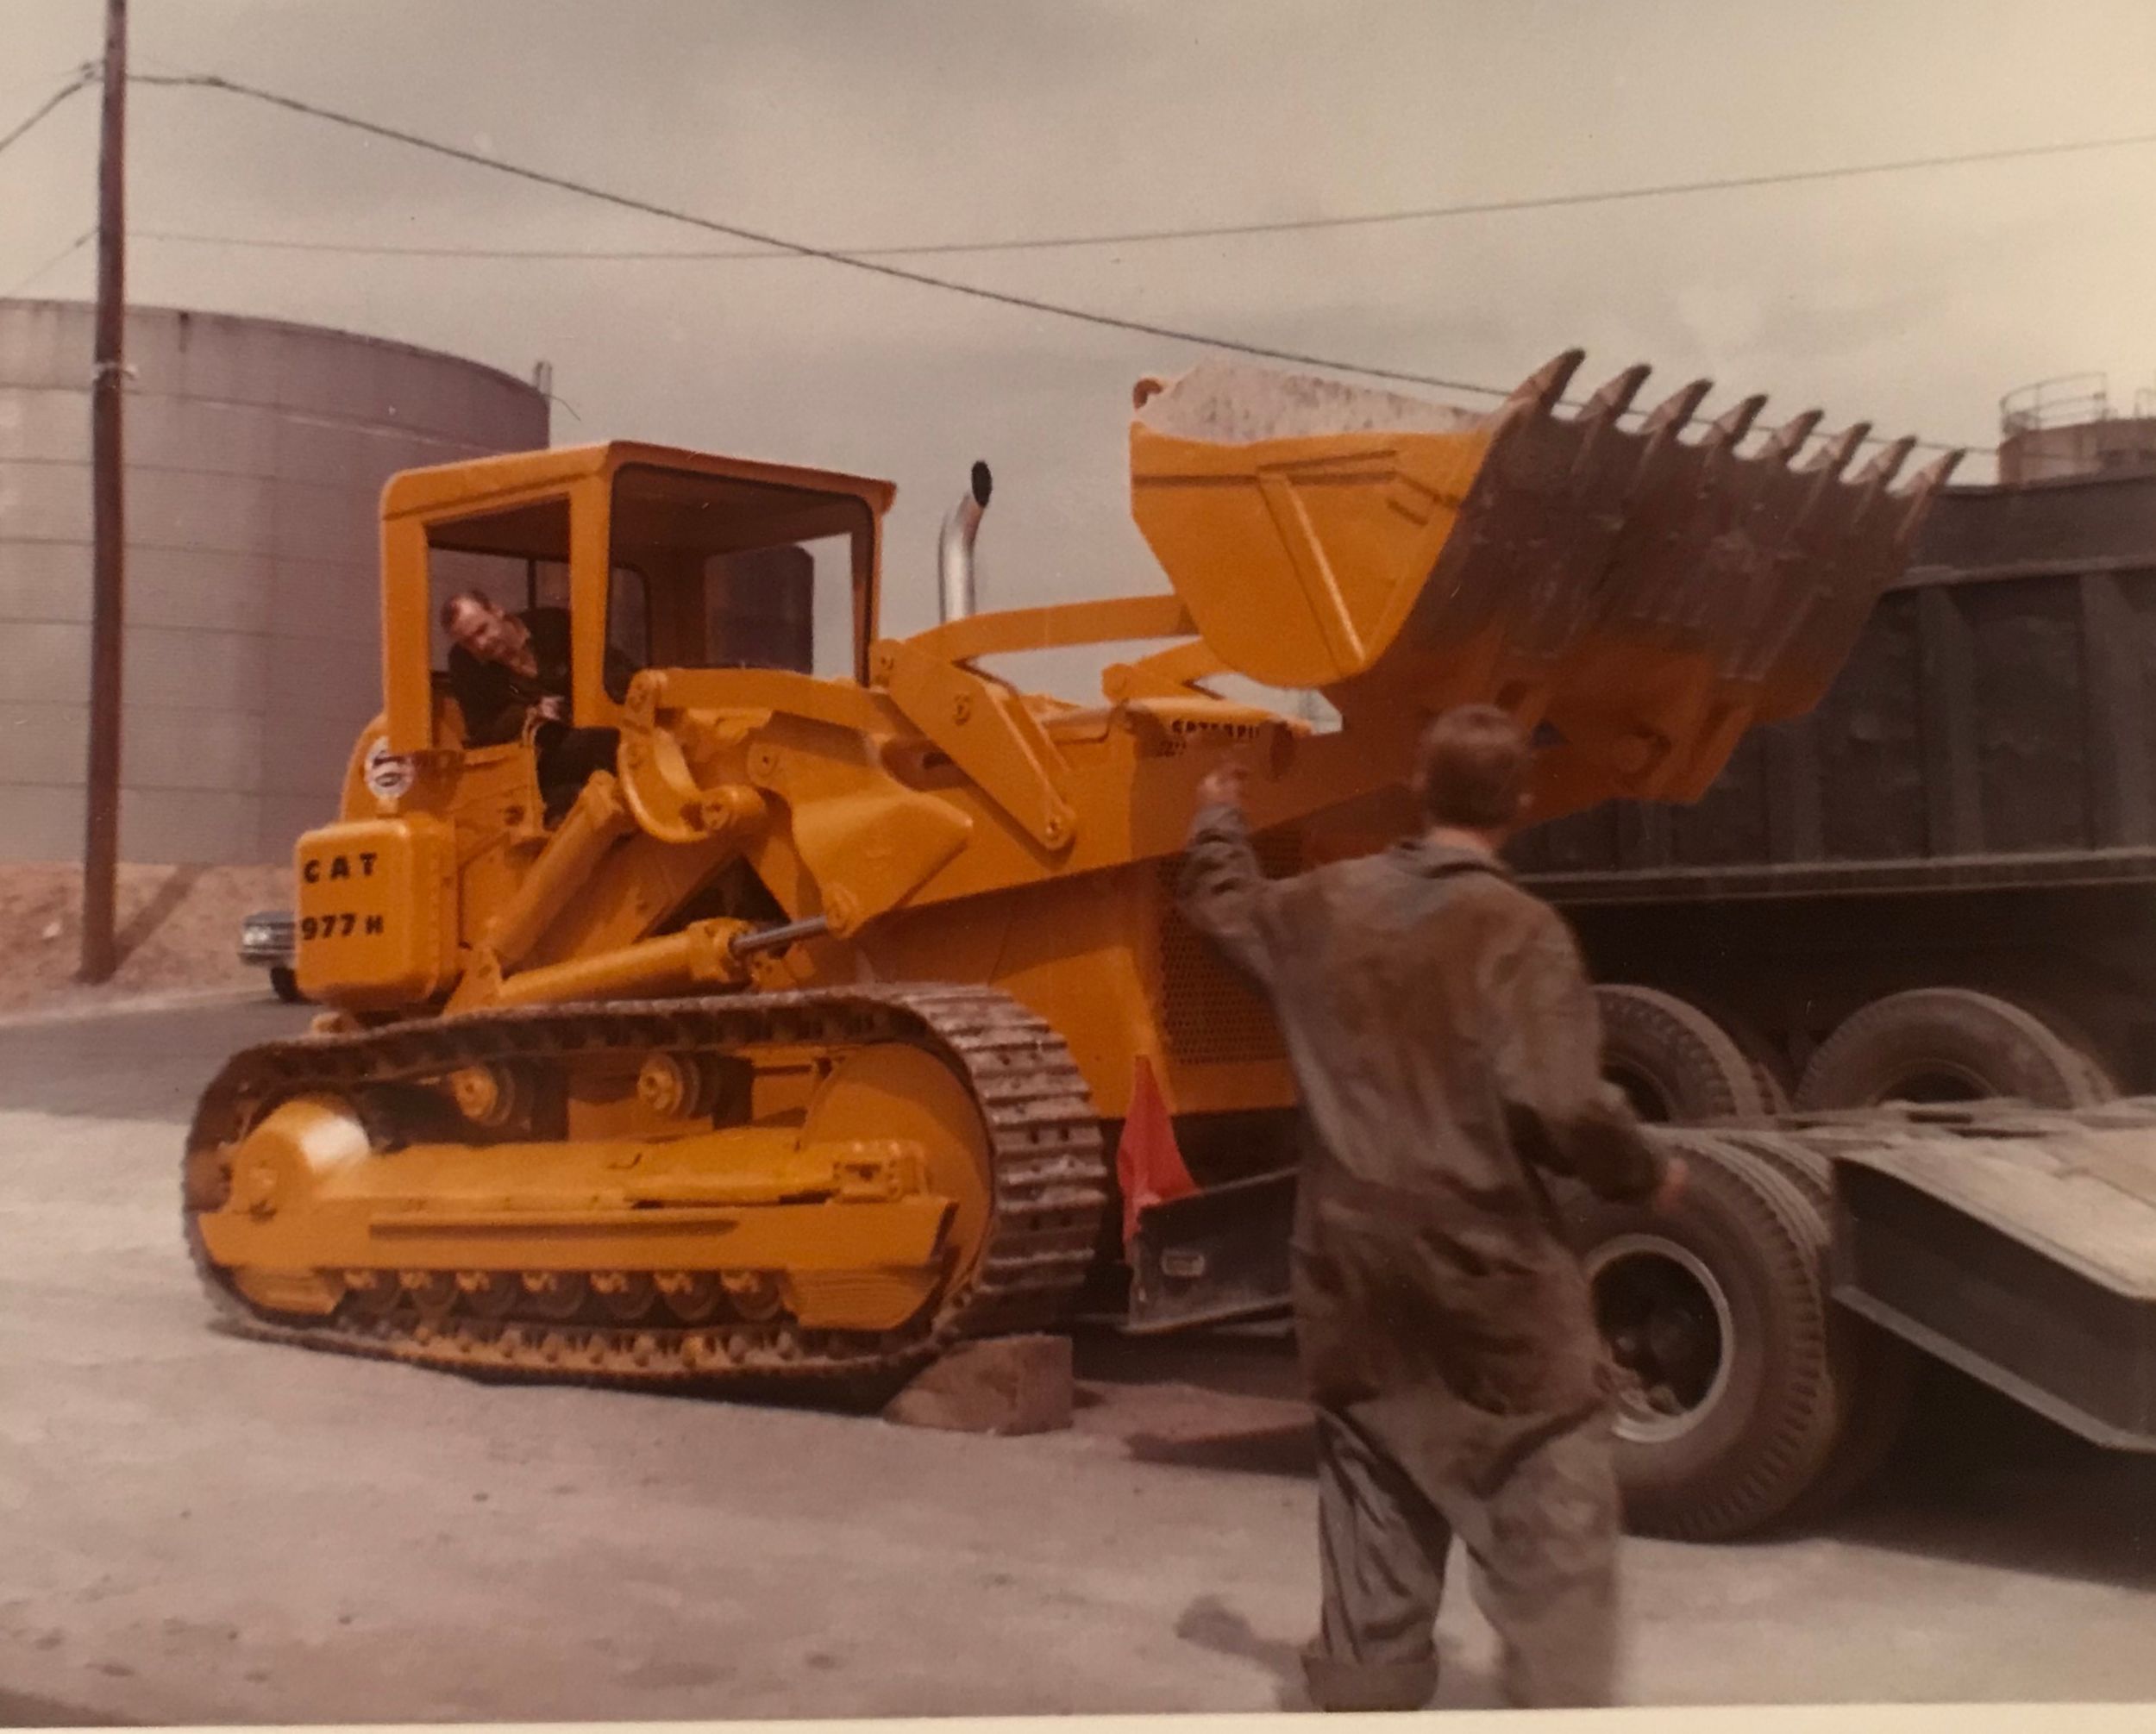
[1174, 1594, 1311, 1711]
[1821, 1362, 2156, 1591]
[0, 1687, 139, 1727]
[1129, 1423, 1317, 1477]
[1079, 1328, 2156, 1592]
[1074, 1323, 1300, 1399]
[1074, 1324, 1318, 1476]
[112, 866, 207, 965]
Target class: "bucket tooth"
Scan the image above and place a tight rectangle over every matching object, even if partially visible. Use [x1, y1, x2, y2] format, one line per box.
[1852, 434, 1916, 493]
[1904, 447, 1965, 496]
[1702, 393, 1768, 452]
[1640, 379, 1714, 437]
[1759, 409, 1824, 466]
[1805, 422, 1871, 478]
[1895, 448, 1966, 542]
[1580, 363, 1653, 423]
[1502, 348, 1587, 422]
[1564, 364, 1655, 491]
[1127, 349, 1954, 761]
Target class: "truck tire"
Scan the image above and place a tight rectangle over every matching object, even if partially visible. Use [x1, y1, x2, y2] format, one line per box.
[268, 966, 306, 1005]
[1596, 985, 1774, 1124]
[1563, 1132, 1841, 1541]
[2000, 993, 2121, 1100]
[1670, 992, 1796, 1114]
[1709, 1130, 1916, 1524]
[1795, 987, 2110, 1111]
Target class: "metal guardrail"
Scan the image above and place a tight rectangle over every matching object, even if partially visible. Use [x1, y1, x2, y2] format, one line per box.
[2000, 372, 2111, 439]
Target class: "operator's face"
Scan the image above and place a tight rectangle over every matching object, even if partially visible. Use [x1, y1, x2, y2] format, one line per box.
[447, 598, 521, 665]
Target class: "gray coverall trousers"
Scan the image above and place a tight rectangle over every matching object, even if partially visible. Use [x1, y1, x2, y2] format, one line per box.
[1305, 1400, 1620, 1711]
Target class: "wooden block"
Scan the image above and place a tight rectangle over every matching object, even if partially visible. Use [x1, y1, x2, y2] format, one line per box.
[881, 1334, 1074, 1436]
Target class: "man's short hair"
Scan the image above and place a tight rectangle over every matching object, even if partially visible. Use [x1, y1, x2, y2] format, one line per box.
[1417, 704, 1529, 829]
[439, 589, 496, 635]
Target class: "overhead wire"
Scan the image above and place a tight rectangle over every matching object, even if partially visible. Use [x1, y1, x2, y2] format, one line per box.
[53, 66, 2020, 453]
[0, 65, 97, 163]
[0, 71, 100, 302]
[127, 119, 2156, 264]
[2, 225, 95, 299]
[126, 71, 1515, 402]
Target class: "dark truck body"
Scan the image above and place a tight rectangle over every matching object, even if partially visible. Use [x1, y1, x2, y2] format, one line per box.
[1126, 468, 2156, 1531]
[1512, 466, 2156, 1092]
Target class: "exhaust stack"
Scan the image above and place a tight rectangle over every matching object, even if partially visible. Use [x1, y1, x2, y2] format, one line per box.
[937, 460, 993, 623]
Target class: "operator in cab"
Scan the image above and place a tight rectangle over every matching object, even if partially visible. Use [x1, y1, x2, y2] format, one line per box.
[1177, 703, 1687, 1712]
[441, 589, 631, 824]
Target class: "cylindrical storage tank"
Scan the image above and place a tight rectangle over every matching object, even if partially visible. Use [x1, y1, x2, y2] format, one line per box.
[0, 300, 548, 866]
[1998, 416, 2156, 485]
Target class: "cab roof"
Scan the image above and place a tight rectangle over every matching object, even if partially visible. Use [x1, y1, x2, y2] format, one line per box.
[379, 440, 898, 523]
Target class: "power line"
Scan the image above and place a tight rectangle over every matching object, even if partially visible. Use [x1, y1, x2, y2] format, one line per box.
[116, 70, 1519, 403]
[0, 66, 96, 162]
[125, 117, 2156, 265]
[133, 228, 788, 261]
[120, 69, 1984, 454]
[0, 72, 99, 301]
[3, 224, 94, 298]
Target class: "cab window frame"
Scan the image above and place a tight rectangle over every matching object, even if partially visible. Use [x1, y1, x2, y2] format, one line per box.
[604, 462, 879, 690]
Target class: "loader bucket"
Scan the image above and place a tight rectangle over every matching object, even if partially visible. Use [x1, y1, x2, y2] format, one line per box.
[1130, 353, 1959, 805]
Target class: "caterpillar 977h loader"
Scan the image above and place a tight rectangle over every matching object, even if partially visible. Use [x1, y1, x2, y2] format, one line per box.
[186, 348, 1995, 1538]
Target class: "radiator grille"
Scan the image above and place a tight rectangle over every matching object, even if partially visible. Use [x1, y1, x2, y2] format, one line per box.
[1154, 829, 1301, 1065]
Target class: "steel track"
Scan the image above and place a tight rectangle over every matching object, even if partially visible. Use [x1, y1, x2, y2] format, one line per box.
[182, 983, 1112, 1393]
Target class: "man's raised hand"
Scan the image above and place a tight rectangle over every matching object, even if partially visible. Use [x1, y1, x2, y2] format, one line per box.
[1195, 758, 1250, 813]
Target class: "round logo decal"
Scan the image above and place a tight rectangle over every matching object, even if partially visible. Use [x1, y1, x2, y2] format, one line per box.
[363, 737, 416, 804]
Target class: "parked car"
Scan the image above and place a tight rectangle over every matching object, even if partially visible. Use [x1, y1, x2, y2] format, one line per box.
[238, 909, 303, 1003]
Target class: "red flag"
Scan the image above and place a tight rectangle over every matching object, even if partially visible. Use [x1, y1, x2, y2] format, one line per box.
[1115, 1054, 1197, 1249]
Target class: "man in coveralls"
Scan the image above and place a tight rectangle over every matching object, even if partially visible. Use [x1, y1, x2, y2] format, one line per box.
[1178, 703, 1686, 1711]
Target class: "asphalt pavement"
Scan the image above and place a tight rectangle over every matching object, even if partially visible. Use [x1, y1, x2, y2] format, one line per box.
[0, 994, 309, 1121]
[1, 993, 2152, 1723]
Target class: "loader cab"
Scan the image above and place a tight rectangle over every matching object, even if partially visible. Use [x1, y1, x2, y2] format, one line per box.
[380, 441, 894, 757]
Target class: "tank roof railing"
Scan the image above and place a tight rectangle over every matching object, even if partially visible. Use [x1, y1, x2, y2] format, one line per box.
[2001, 372, 2113, 440]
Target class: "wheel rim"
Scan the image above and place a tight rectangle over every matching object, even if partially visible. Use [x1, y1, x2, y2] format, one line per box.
[1583, 1233, 1735, 1443]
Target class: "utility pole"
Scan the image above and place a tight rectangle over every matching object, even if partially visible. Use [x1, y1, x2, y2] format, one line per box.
[78, 0, 127, 984]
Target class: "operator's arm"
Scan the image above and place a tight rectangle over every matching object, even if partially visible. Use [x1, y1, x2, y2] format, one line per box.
[446, 649, 523, 748]
[1176, 769, 1279, 987]
[1490, 900, 1670, 1203]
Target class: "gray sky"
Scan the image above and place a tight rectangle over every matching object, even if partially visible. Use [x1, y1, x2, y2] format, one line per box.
[4, 0, 2153, 667]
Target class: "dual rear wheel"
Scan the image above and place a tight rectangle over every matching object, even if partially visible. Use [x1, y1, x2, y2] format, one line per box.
[1595, 980, 2118, 1120]
[1564, 1129, 1918, 1540]
[1792, 986, 2114, 1111]
[1576, 978, 2120, 1538]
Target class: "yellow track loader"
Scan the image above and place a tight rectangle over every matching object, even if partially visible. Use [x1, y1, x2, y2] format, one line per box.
[185, 349, 1972, 1536]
